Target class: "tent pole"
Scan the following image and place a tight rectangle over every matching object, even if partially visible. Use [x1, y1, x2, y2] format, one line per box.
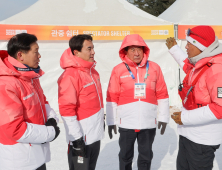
[174, 24, 178, 40]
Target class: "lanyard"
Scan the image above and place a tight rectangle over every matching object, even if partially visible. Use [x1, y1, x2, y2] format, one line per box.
[124, 61, 149, 82]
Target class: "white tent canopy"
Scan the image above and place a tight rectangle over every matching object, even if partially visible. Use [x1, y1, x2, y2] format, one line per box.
[0, 0, 170, 25]
[159, 0, 222, 25]
[0, 0, 179, 114]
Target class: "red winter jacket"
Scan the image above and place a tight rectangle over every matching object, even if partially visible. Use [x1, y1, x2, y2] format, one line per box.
[106, 34, 169, 130]
[169, 37, 222, 145]
[0, 51, 58, 170]
[58, 48, 104, 145]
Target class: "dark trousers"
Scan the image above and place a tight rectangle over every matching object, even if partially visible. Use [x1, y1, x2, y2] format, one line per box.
[177, 135, 220, 170]
[36, 164, 46, 170]
[119, 128, 156, 170]
[68, 140, 101, 170]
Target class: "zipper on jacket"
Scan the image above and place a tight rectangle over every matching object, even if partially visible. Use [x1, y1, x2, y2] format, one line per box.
[90, 64, 102, 108]
[136, 67, 141, 100]
[188, 68, 195, 85]
[136, 66, 141, 129]
[32, 79, 46, 123]
[136, 67, 140, 82]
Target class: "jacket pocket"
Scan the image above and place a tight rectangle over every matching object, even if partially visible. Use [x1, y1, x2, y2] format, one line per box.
[145, 79, 156, 91]
[150, 81, 156, 90]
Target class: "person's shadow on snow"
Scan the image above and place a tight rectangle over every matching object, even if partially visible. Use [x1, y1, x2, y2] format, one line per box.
[96, 139, 120, 170]
[149, 125, 178, 170]
[131, 125, 178, 170]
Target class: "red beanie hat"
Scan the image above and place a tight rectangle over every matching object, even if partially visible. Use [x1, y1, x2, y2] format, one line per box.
[186, 25, 215, 51]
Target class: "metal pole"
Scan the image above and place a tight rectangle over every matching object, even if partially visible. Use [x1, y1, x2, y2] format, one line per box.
[174, 24, 178, 40]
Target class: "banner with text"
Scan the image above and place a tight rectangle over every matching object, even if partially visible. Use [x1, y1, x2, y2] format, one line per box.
[0, 25, 174, 40]
[178, 25, 222, 39]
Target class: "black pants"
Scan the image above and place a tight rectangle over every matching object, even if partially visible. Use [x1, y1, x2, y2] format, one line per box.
[68, 140, 101, 170]
[36, 164, 46, 170]
[119, 128, 156, 170]
[177, 135, 220, 170]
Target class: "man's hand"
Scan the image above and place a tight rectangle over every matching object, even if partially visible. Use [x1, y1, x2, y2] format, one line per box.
[171, 112, 183, 125]
[166, 37, 177, 49]
[45, 118, 57, 127]
[72, 137, 86, 157]
[158, 122, 167, 135]
[45, 118, 60, 142]
[108, 125, 117, 139]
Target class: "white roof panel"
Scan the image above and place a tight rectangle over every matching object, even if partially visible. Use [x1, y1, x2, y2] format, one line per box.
[159, 0, 222, 25]
[0, 0, 172, 25]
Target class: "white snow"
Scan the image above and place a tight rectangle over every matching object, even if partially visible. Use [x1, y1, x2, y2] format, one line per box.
[47, 107, 222, 170]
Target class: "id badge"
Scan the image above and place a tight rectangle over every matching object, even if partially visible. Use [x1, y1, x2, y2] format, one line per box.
[77, 156, 84, 164]
[134, 83, 146, 99]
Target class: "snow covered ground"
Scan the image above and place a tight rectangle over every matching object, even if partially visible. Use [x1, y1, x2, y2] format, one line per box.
[46, 107, 222, 170]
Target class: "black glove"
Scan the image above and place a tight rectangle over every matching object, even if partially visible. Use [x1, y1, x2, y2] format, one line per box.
[45, 118, 60, 141]
[108, 125, 117, 139]
[72, 137, 86, 157]
[45, 118, 57, 126]
[158, 121, 167, 135]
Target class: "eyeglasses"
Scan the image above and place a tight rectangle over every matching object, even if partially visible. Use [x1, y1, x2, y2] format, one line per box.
[187, 28, 206, 40]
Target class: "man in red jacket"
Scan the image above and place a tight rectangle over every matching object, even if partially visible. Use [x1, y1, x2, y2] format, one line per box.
[0, 33, 60, 170]
[106, 34, 170, 170]
[166, 26, 222, 170]
[58, 34, 104, 170]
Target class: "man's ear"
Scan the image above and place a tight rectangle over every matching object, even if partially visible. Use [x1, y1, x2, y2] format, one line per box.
[16, 51, 24, 61]
[73, 50, 79, 56]
[124, 47, 129, 55]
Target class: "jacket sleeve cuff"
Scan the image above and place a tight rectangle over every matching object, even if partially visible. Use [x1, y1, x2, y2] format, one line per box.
[45, 104, 60, 123]
[45, 126, 56, 142]
[106, 102, 117, 125]
[181, 105, 218, 126]
[157, 98, 170, 123]
[169, 45, 187, 69]
[17, 123, 55, 143]
[61, 116, 83, 141]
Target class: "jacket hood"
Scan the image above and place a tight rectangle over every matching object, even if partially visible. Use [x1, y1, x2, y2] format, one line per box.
[189, 36, 222, 66]
[119, 34, 150, 67]
[0, 50, 44, 79]
[60, 48, 95, 70]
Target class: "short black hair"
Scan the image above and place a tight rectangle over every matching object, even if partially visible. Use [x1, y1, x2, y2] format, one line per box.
[69, 34, 93, 55]
[7, 33, 37, 59]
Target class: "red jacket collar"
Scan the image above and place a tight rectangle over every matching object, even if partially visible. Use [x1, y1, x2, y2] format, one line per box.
[60, 48, 96, 71]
